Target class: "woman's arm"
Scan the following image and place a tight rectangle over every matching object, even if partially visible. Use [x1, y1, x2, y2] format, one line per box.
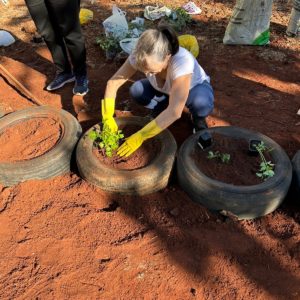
[116, 73, 192, 157]
[155, 73, 192, 129]
[104, 58, 137, 99]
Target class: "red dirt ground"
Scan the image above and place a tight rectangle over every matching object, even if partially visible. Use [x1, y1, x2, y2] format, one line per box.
[0, 0, 300, 299]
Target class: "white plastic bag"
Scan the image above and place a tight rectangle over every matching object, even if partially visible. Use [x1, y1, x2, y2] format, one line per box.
[223, 0, 273, 45]
[119, 38, 138, 54]
[0, 30, 15, 46]
[286, 0, 300, 36]
[102, 5, 128, 39]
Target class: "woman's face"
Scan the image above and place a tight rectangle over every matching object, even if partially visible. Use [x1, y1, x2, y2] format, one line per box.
[142, 54, 171, 75]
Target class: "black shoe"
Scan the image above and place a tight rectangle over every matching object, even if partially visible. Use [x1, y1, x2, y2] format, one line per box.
[192, 115, 208, 133]
[46, 72, 75, 91]
[73, 74, 89, 96]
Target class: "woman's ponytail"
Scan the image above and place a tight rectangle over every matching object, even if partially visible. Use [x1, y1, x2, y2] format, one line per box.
[158, 24, 179, 56]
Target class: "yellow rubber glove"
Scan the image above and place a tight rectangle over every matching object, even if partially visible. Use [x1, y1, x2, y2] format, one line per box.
[117, 120, 162, 157]
[101, 98, 118, 133]
[178, 34, 199, 58]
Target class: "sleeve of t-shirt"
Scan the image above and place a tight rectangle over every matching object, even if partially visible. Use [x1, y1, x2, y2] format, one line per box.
[128, 54, 137, 69]
[169, 53, 194, 81]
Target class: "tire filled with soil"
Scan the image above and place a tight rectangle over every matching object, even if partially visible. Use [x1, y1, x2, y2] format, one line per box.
[177, 126, 292, 220]
[0, 106, 82, 186]
[76, 116, 177, 195]
[292, 150, 300, 195]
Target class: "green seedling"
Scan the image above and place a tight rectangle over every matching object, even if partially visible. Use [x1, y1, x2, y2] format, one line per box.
[166, 8, 192, 31]
[220, 153, 231, 164]
[96, 34, 122, 53]
[207, 150, 220, 159]
[207, 151, 231, 164]
[88, 124, 124, 158]
[254, 142, 275, 180]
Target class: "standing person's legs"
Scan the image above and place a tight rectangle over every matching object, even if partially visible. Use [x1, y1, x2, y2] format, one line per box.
[46, 0, 87, 76]
[130, 79, 169, 116]
[185, 81, 214, 131]
[25, 0, 72, 75]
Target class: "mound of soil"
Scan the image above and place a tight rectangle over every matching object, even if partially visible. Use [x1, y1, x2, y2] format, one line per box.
[0, 116, 61, 162]
[193, 133, 274, 185]
[93, 125, 161, 170]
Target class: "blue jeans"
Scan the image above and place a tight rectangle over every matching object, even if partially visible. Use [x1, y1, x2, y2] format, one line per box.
[129, 79, 214, 118]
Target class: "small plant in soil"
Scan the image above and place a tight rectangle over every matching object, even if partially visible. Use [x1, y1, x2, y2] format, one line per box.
[88, 125, 124, 158]
[165, 8, 192, 31]
[207, 150, 231, 164]
[254, 141, 275, 180]
[96, 34, 122, 58]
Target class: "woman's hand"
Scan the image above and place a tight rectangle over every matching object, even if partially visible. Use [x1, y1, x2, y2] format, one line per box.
[117, 131, 144, 157]
[117, 120, 162, 157]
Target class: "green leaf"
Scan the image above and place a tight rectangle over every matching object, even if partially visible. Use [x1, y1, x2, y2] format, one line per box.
[207, 151, 216, 159]
[95, 125, 124, 158]
[88, 131, 98, 141]
[221, 153, 230, 164]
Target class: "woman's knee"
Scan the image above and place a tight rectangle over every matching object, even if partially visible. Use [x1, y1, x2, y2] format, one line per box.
[129, 81, 143, 99]
[129, 80, 153, 106]
[187, 85, 214, 117]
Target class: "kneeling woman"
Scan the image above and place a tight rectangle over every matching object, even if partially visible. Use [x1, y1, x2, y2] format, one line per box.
[101, 25, 214, 157]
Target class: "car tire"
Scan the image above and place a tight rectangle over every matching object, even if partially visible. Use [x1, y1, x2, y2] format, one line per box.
[292, 150, 300, 196]
[0, 106, 82, 186]
[177, 126, 292, 220]
[76, 116, 177, 195]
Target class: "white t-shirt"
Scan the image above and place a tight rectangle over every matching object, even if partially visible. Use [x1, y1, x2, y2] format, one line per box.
[129, 47, 210, 95]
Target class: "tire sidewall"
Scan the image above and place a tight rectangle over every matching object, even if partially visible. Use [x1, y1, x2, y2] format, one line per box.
[0, 106, 82, 186]
[76, 116, 177, 195]
[177, 126, 292, 219]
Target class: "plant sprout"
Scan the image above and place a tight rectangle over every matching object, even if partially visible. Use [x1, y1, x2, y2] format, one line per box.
[88, 125, 124, 158]
[255, 142, 275, 180]
[96, 34, 122, 53]
[207, 150, 231, 164]
[167, 8, 192, 31]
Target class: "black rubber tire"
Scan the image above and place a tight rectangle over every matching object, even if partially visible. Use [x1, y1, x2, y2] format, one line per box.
[177, 126, 292, 220]
[0, 106, 82, 186]
[292, 150, 300, 195]
[76, 116, 177, 195]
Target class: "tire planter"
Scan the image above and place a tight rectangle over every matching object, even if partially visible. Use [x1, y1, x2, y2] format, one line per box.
[76, 116, 177, 195]
[177, 126, 292, 220]
[0, 106, 82, 186]
[292, 150, 300, 195]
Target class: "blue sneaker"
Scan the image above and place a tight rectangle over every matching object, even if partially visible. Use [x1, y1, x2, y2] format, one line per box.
[46, 72, 75, 91]
[73, 74, 89, 96]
